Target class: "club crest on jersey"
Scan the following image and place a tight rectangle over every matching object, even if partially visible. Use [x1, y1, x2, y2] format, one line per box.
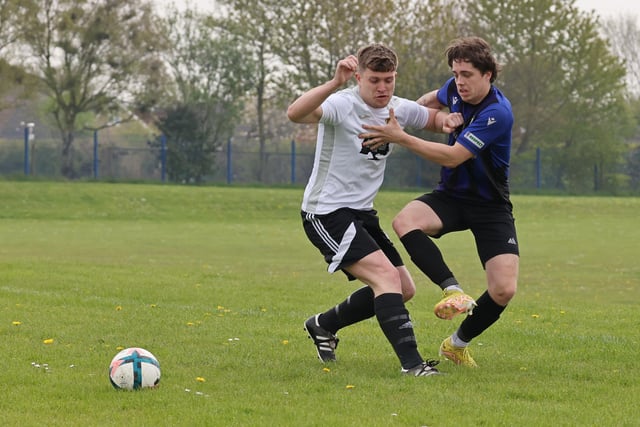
[360, 141, 389, 160]
[463, 131, 485, 149]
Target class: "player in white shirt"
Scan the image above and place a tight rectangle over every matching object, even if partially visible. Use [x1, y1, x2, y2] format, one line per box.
[288, 43, 461, 376]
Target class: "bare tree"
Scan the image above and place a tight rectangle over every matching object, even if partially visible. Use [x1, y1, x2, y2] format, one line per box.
[601, 14, 640, 99]
[17, 0, 166, 178]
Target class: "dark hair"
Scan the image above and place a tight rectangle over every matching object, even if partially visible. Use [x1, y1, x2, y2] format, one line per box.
[357, 43, 398, 73]
[445, 36, 501, 83]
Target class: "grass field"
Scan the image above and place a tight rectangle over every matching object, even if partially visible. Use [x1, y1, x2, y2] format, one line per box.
[0, 181, 638, 426]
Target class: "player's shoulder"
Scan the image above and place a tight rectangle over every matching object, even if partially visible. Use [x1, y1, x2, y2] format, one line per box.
[492, 87, 513, 113]
[323, 87, 359, 119]
[482, 89, 513, 121]
[389, 95, 425, 112]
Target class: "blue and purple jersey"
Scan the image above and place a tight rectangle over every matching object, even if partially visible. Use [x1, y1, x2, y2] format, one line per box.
[435, 77, 514, 204]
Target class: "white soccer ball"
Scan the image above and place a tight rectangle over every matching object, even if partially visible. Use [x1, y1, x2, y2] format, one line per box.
[109, 347, 161, 390]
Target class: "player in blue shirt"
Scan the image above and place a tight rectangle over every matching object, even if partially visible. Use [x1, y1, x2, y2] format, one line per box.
[360, 36, 519, 367]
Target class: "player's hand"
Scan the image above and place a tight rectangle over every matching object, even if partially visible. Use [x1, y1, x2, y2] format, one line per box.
[442, 112, 463, 133]
[333, 55, 358, 86]
[359, 108, 405, 149]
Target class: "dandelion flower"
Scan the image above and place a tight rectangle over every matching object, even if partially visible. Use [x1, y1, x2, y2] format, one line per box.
[346, 384, 355, 390]
[282, 340, 289, 345]
[115, 305, 122, 311]
[196, 377, 206, 382]
[531, 314, 540, 318]
[323, 367, 331, 373]
[12, 321, 21, 326]
[43, 338, 54, 344]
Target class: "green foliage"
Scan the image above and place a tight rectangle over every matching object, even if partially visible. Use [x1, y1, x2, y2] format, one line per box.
[155, 103, 221, 183]
[17, 0, 166, 178]
[0, 182, 638, 426]
[154, 6, 255, 184]
[463, 0, 632, 191]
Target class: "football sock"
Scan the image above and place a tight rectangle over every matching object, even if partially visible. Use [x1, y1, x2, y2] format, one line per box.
[317, 286, 375, 334]
[374, 292, 423, 369]
[400, 230, 459, 290]
[451, 332, 469, 348]
[457, 291, 506, 342]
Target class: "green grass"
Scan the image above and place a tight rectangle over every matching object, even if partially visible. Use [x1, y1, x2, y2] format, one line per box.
[0, 182, 638, 426]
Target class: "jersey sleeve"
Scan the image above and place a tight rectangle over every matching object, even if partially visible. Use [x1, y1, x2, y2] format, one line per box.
[456, 104, 512, 156]
[320, 90, 354, 125]
[396, 99, 429, 129]
[436, 77, 455, 107]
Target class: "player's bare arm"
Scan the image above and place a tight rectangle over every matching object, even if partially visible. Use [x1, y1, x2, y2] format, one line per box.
[416, 90, 443, 109]
[360, 108, 472, 168]
[287, 55, 358, 124]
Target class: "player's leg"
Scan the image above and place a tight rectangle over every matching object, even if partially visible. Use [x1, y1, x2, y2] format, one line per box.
[440, 210, 519, 367]
[393, 195, 475, 319]
[346, 251, 438, 376]
[441, 254, 518, 367]
[302, 209, 396, 361]
[361, 210, 417, 302]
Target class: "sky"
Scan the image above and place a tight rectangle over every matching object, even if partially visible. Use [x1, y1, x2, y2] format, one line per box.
[155, 0, 640, 25]
[575, 0, 640, 24]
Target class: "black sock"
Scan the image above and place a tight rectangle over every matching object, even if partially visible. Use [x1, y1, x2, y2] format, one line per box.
[374, 293, 423, 369]
[400, 229, 458, 290]
[458, 291, 506, 342]
[318, 286, 375, 334]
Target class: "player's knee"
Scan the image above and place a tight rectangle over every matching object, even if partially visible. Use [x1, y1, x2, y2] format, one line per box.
[376, 266, 403, 294]
[391, 212, 411, 237]
[402, 288, 415, 302]
[402, 283, 416, 302]
[490, 283, 516, 306]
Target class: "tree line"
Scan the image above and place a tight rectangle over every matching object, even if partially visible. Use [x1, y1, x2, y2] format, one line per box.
[1, 0, 638, 192]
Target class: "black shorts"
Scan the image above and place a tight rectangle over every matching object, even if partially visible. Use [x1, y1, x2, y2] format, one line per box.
[301, 208, 403, 280]
[416, 191, 519, 266]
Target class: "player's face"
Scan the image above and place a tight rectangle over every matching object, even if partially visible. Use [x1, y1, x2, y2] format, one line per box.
[356, 68, 396, 109]
[451, 60, 492, 105]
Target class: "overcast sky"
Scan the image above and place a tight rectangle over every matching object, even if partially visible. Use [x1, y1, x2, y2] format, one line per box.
[155, 0, 640, 25]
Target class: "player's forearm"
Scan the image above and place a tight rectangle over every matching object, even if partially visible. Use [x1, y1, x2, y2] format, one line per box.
[396, 135, 461, 168]
[287, 79, 342, 123]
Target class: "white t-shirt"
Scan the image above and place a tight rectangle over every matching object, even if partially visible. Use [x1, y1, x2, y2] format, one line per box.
[301, 86, 429, 214]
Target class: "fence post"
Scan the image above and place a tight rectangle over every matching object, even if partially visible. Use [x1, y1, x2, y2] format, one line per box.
[93, 130, 99, 179]
[536, 147, 541, 189]
[23, 123, 34, 175]
[291, 139, 296, 184]
[226, 137, 232, 184]
[161, 134, 167, 183]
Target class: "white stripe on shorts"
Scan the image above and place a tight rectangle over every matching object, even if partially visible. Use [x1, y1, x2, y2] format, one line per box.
[328, 222, 356, 273]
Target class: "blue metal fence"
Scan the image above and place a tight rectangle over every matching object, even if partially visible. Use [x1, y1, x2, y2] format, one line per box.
[1, 130, 632, 193]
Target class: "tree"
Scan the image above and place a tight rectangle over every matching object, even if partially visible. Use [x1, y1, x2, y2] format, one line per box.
[601, 14, 640, 99]
[463, 0, 632, 190]
[17, 0, 165, 178]
[214, 0, 284, 182]
[154, 6, 254, 183]
[218, 0, 419, 180]
[0, 0, 36, 110]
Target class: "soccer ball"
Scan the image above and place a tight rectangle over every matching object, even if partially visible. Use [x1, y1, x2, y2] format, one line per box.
[109, 347, 161, 390]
